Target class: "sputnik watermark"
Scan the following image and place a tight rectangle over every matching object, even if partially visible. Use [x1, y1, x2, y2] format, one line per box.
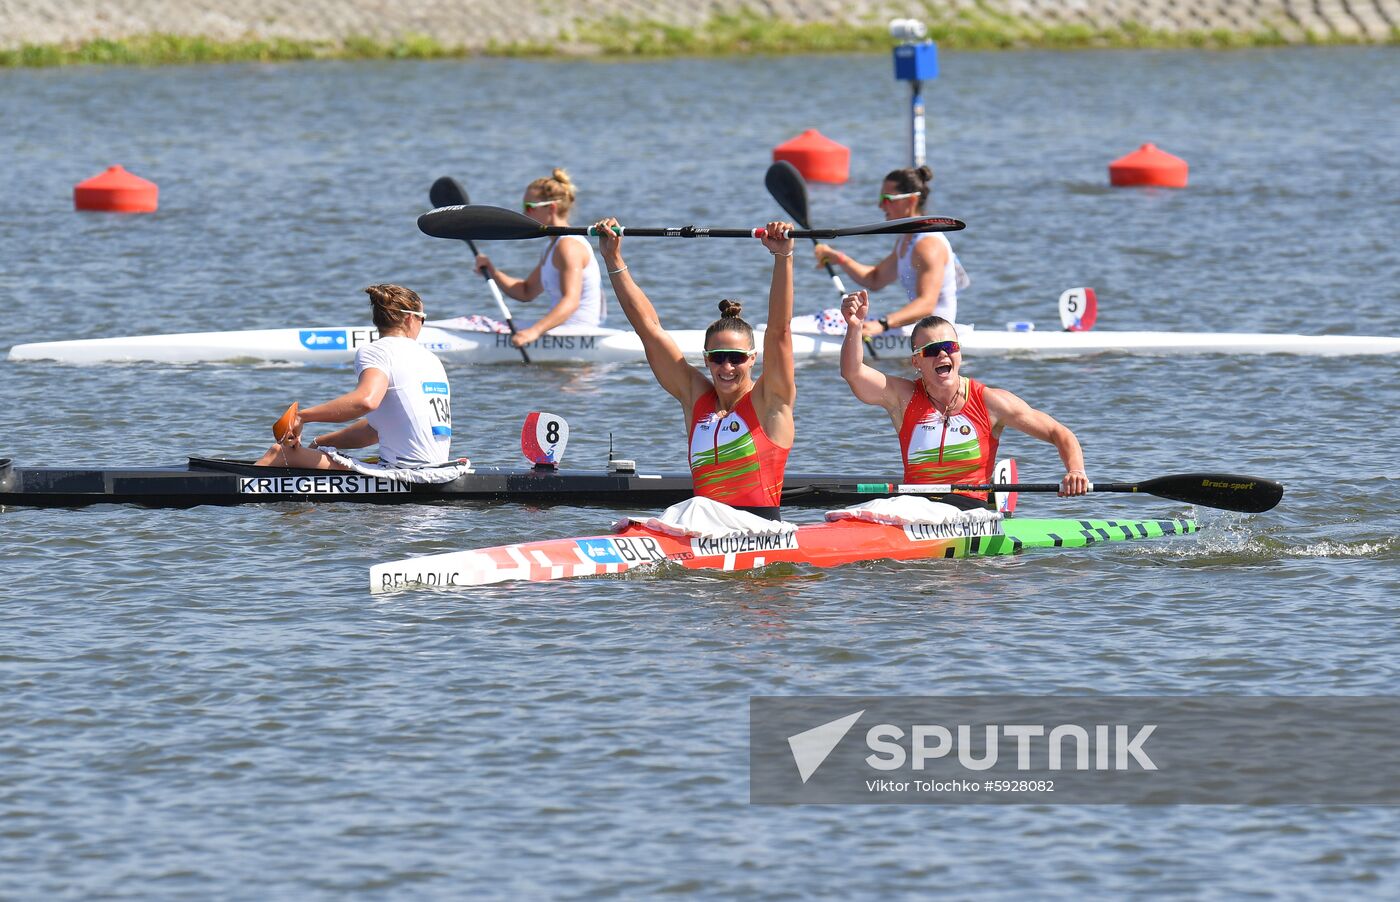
[865, 722, 1157, 771]
[787, 712, 1155, 784]
[751, 697, 1400, 804]
[788, 710, 864, 783]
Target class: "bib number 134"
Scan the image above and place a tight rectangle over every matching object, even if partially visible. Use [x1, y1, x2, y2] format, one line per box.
[422, 381, 452, 436]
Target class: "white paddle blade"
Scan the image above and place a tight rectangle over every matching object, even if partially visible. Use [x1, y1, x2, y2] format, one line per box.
[993, 458, 1019, 514]
[521, 411, 569, 466]
[1059, 287, 1098, 332]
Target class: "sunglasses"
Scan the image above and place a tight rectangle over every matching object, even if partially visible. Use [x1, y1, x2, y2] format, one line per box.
[915, 339, 960, 358]
[400, 308, 428, 319]
[879, 191, 921, 203]
[522, 200, 559, 211]
[704, 348, 755, 366]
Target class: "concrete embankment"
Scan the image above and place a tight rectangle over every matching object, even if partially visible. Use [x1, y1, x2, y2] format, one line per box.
[1, 0, 1395, 51]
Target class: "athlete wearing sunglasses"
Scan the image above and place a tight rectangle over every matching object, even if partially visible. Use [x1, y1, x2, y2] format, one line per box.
[838, 289, 1089, 506]
[592, 216, 798, 520]
[472, 168, 607, 348]
[256, 284, 456, 472]
[809, 164, 967, 340]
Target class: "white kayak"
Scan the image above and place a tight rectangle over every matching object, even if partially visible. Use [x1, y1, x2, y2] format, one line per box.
[8, 318, 656, 365]
[10, 289, 1400, 364]
[11, 317, 1400, 365]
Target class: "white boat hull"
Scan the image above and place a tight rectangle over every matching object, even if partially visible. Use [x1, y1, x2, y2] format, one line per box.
[10, 317, 1400, 365]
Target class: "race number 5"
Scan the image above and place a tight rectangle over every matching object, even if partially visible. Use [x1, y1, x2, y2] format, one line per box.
[521, 411, 569, 467]
[1058, 287, 1098, 332]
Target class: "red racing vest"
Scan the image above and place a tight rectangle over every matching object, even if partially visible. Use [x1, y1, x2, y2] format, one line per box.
[899, 377, 998, 500]
[688, 390, 789, 508]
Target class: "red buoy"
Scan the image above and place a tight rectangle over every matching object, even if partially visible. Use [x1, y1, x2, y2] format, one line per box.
[74, 165, 159, 212]
[1108, 144, 1188, 188]
[772, 129, 850, 184]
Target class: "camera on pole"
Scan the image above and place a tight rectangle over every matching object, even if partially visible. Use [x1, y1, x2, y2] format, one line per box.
[890, 18, 938, 167]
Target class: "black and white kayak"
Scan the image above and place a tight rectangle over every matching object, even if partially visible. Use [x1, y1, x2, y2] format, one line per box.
[0, 455, 914, 510]
[0, 413, 897, 511]
[10, 290, 1399, 364]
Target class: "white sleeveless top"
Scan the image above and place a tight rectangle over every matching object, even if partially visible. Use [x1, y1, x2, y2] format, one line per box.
[896, 232, 961, 323]
[540, 235, 606, 328]
[355, 336, 453, 467]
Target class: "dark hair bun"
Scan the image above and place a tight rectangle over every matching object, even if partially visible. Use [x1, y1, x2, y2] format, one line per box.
[717, 298, 744, 319]
[916, 165, 933, 185]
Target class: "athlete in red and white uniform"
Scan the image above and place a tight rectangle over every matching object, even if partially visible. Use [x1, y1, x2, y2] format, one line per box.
[839, 289, 1089, 508]
[593, 216, 797, 520]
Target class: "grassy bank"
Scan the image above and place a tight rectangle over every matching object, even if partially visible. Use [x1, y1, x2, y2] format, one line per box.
[3, 11, 1394, 67]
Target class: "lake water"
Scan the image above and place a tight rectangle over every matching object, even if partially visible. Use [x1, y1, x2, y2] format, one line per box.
[2, 48, 1398, 898]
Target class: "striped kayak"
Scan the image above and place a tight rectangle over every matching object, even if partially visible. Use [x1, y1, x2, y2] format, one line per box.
[369, 515, 1199, 594]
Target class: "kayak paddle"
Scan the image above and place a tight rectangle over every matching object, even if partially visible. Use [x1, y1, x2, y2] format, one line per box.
[806, 472, 1284, 513]
[418, 204, 965, 242]
[765, 160, 877, 359]
[428, 177, 530, 365]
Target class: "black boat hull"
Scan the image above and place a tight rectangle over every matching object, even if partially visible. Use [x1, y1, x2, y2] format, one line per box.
[0, 457, 896, 510]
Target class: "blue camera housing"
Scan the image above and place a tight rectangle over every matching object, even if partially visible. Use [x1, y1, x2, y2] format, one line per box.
[893, 42, 938, 81]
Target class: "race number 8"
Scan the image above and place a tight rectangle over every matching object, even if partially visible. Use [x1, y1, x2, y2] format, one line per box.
[521, 411, 570, 466]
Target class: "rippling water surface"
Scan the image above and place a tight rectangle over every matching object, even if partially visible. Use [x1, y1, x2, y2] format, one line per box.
[2, 49, 1398, 899]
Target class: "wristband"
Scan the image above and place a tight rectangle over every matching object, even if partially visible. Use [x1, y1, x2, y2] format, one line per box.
[606, 264, 628, 275]
[878, 316, 890, 333]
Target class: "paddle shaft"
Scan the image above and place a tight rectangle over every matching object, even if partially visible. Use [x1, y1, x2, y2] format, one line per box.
[429, 178, 530, 364]
[822, 472, 1283, 514]
[859, 482, 1144, 494]
[540, 224, 953, 239]
[764, 161, 878, 359]
[458, 235, 530, 361]
[814, 242, 880, 359]
[461, 237, 531, 365]
[420, 205, 964, 243]
[817, 250, 848, 294]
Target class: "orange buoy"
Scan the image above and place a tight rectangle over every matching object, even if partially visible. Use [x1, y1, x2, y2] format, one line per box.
[772, 129, 850, 184]
[1108, 143, 1188, 188]
[74, 165, 159, 212]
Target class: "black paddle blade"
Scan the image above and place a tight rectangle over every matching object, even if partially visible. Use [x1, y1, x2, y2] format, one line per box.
[764, 161, 812, 229]
[430, 176, 469, 208]
[824, 215, 965, 237]
[419, 204, 544, 241]
[1139, 473, 1284, 513]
